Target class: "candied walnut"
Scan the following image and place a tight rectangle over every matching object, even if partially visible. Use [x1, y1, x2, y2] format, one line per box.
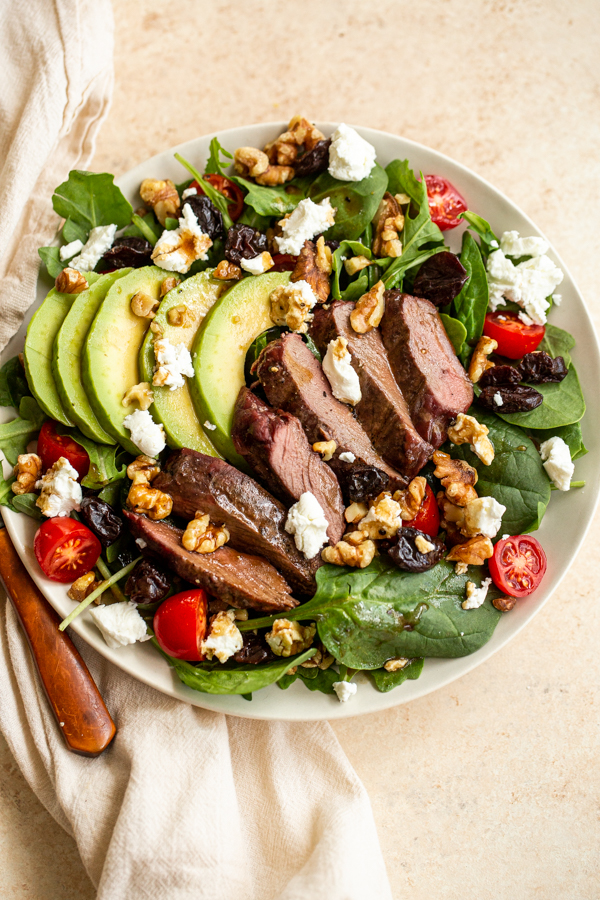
[127, 455, 161, 484]
[182, 511, 230, 554]
[392, 476, 427, 521]
[234, 147, 270, 178]
[55, 268, 88, 294]
[358, 492, 402, 539]
[255, 164, 295, 186]
[372, 193, 404, 258]
[269, 282, 315, 333]
[265, 619, 316, 657]
[344, 501, 369, 524]
[493, 594, 518, 612]
[448, 413, 495, 466]
[344, 255, 372, 276]
[150, 321, 163, 337]
[167, 305, 189, 326]
[415, 534, 436, 554]
[300, 643, 335, 669]
[122, 382, 154, 411]
[446, 535, 494, 566]
[433, 450, 478, 488]
[214, 259, 242, 281]
[127, 481, 173, 520]
[264, 116, 325, 167]
[12, 453, 42, 495]
[291, 239, 331, 302]
[384, 657, 409, 672]
[468, 336, 498, 383]
[322, 537, 376, 568]
[67, 571, 100, 602]
[350, 280, 385, 334]
[139, 178, 180, 225]
[437, 492, 467, 532]
[131, 291, 159, 319]
[313, 440, 336, 461]
[160, 276, 179, 298]
[315, 236, 333, 274]
[445, 481, 478, 507]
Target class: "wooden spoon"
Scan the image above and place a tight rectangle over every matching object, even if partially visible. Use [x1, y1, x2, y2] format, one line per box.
[0, 527, 116, 756]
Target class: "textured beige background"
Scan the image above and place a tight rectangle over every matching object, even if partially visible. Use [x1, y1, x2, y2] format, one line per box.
[2, 1, 600, 897]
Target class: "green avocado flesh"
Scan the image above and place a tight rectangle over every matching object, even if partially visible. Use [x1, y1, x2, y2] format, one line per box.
[83, 266, 168, 454]
[24, 272, 101, 425]
[53, 269, 131, 443]
[190, 271, 290, 466]
[139, 271, 223, 456]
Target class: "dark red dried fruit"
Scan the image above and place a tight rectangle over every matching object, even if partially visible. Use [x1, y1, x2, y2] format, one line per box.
[233, 632, 275, 665]
[102, 237, 153, 269]
[79, 497, 122, 547]
[478, 384, 543, 413]
[412, 252, 468, 307]
[519, 351, 568, 384]
[478, 365, 522, 388]
[293, 139, 332, 177]
[270, 253, 298, 272]
[225, 224, 268, 265]
[386, 527, 445, 572]
[125, 559, 170, 605]
[331, 462, 389, 504]
[182, 195, 224, 240]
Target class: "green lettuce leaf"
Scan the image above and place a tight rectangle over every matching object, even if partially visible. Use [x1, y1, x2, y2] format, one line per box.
[496, 365, 585, 430]
[166, 647, 316, 695]
[38, 246, 66, 278]
[331, 240, 373, 300]
[439, 313, 467, 356]
[278, 665, 339, 694]
[52, 170, 133, 240]
[0, 397, 46, 466]
[368, 657, 424, 692]
[57, 426, 127, 489]
[232, 175, 313, 218]
[385, 159, 422, 204]
[308, 164, 388, 242]
[451, 230, 488, 353]
[0, 357, 32, 409]
[526, 422, 587, 461]
[460, 210, 499, 255]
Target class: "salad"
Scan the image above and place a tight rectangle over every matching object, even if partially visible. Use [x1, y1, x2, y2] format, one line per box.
[0, 117, 586, 704]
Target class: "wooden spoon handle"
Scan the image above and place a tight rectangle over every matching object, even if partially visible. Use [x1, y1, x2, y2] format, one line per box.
[0, 528, 116, 756]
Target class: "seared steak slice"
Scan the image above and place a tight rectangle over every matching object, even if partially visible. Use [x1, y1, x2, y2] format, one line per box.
[380, 292, 474, 448]
[153, 448, 319, 595]
[254, 333, 407, 491]
[232, 387, 345, 544]
[123, 511, 297, 612]
[311, 301, 433, 478]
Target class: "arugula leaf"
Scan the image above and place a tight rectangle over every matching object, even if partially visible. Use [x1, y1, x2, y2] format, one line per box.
[11, 493, 43, 520]
[342, 271, 369, 302]
[232, 175, 311, 218]
[439, 314, 467, 356]
[237, 206, 272, 231]
[124, 213, 160, 246]
[278, 665, 339, 694]
[526, 422, 587, 461]
[331, 240, 373, 300]
[0, 466, 16, 508]
[0, 397, 46, 466]
[98, 479, 123, 507]
[308, 164, 388, 242]
[0, 357, 32, 409]
[459, 210, 499, 255]
[368, 657, 424, 693]
[174, 152, 234, 229]
[38, 246, 66, 278]
[451, 231, 488, 351]
[166, 647, 316, 695]
[52, 171, 133, 241]
[58, 426, 127, 488]
[205, 137, 233, 176]
[496, 364, 585, 430]
[385, 159, 422, 204]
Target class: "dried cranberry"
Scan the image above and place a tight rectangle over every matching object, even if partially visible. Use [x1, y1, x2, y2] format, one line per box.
[102, 237, 153, 269]
[332, 461, 389, 504]
[518, 351, 568, 384]
[79, 497, 122, 548]
[478, 384, 543, 413]
[125, 559, 170, 605]
[233, 632, 275, 665]
[386, 527, 445, 572]
[293, 139, 332, 177]
[225, 224, 268, 265]
[182, 195, 224, 240]
[478, 365, 522, 388]
[412, 252, 468, 307]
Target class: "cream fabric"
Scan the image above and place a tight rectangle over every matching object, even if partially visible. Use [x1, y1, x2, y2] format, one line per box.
[0, 3, 392, 897]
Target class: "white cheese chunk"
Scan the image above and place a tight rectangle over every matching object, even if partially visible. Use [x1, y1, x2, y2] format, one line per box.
[240, 252, 272, 275]
[464, 496, 506, 539]
[462, 578, 492, 610]
[69, 224, 117, 273]
[123, 408, 166, 457]
[153, 337, 194, 390]
[90, 601, 151, 650]
[486, 233, 563, 325]
[275, 198, 336, 255]
[203, 420, 216, 431]
[201, 610, 243, 663]
[151, 203, 211, 274]
[415, 534, 435, 554]
[59, 239, 84, 261]
[328, 123, 377, 182]
[539, 436, 574, 491]
[285, 491, 329, 560]
[332, 681, 358, 703]
[322, 336, 362, 405]
[35, 457, 82, 518]
[500, 231, 548, 259]
[493, 391, 504, 407]
[181, 187, 198, 199]
[338, 451, 356, 463]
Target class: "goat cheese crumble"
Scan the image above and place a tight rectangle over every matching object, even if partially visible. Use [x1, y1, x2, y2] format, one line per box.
[493, 391, 504, 407]
[90, 601, 151, 650]
[59, 239, 84, 261]
[285, 491, 329, 559]
[35, 457, 82, 517]
[328, 123, 377, 182]
[322, 336, 362, 405]
[153, 337, 194, 390]
[486, 231, 563, 325]
[123, 408, 166, 457]
[539, 436, 574, 491]
[339, 451, 356, 463]
[500, 231, 548, 259]
[275, 198, 336, 256]
[240, 252, 272, 275]
[464, 497, 506, 539]
[332, 681, 358, 703]
[181, 186, 198, 199]
[462, 578, 492, 610]
[151, 203, 211, 273]
[201, 610, 243, 663]
[69, 224, 117, 273]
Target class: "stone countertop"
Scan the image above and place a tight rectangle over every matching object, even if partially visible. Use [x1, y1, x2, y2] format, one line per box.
[1, 1, 599, 897]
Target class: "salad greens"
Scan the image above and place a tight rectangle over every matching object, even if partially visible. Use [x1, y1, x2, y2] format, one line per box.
[0, 396, 46, 465]
[439, 313, 467, 356]
[451, 231, 488, 361]
[369, 657, 424, 693]
[0, 356, 32, 409]
[308, 164, 388, 241]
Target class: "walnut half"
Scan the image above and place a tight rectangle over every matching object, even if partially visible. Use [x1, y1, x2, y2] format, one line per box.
[448, 413, 495, 466]
[182, 512, 230, 554]
[55, 268, 88, 294]
[350, 280, 385, 334]
[12, 453, 42, 495]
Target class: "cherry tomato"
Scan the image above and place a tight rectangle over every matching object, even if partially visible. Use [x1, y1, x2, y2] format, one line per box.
[488, 535, 547, 597]
[406, 483, 440, 537]
[270, 253, 298, 272]
[153, 589, 208, 661]
[37, 421, 90, 480]
[34, 518, 101, 583]
[483, 311, 545, 360]
[190, 175, 244, 221]
[424, 175, 467, 231]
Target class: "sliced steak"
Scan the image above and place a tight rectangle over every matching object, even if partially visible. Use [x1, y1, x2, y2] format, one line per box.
[232, 387, 345, 543]
[380, 292, 474, 448]
[311, 301, 433, 478]
[254, 332, 407, 491]
[123, 511, 296, 612]
[153, 448, 319, 595]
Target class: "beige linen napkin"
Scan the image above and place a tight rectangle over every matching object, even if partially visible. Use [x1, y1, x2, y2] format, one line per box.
[0, 2, 393, 897]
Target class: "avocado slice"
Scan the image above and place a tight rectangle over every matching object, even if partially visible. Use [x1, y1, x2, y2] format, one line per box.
[83, 266, 168, 454]
[190, 271, 290, 466]
[24, 272, 101, 425]
[53, 269, 131, 443]
[139, 271, 224, 456]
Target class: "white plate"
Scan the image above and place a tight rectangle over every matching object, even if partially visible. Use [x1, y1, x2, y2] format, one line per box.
[2, 123, 599, 721]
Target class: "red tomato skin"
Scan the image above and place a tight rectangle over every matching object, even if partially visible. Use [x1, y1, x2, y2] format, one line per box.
[34, 518, 101, 583]
[488, 535, 547, 597]
[190, 176, 244, 221]
[483, 312, 545, 360]
[153, 589, 209, 661]
[424, 175, 467, 231]
[406, 483, 440, 537]
[270, 253, 298, 272]
[37, 421, 90, 480]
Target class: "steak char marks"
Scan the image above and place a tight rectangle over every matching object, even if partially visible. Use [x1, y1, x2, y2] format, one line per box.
[311, 301, 433, 478]
[232, 387, 345, 544]
[380, 292, 474, 448]
[153, 449, 319, 595]
[254, 333, 407, 492]
[123, 511, 296, 613]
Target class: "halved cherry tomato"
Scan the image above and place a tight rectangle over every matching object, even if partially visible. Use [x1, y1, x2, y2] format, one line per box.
[37, 420, 90, 480]
[270, 253, 298, 272]
[483, 311, 545, 360]
[34, 518, 101, 583]
[153, 589, 208, 661]
[190, 175, 244, 221]
[424, 175, 467, 230]
[406, 483, 440, 537]
[488, 535, 547, 597]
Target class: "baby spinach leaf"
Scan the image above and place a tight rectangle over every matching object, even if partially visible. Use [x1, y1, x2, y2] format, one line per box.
[205, 137, 234, 176]
[278, 665, 339, 695]
[52, 171, 133, 241]
[308, 164, 388, 242]
[303, 334, 322, 361]
[231, 175, 310, 218]
[439, 314, 467, 356]
[38, 246, 66, 278]
[0, 467, 16, 509]
[451, 231, 488, 347]
[368, 657, 424, 693]
[0, 357, 32, 409]
[496, 364, 585, 430]
[460, 210, 499, 255]
[451, 408, 552, 534]
[167, 647, 316, 695]
[0, 397, 46, 466]
[341, 272, 369, 302]
[11, 493, 43, 520]
[385, 159, 422, 204]
[526, 422, 587, 461]
[237, 206, 272, 232]
[538, 323, 575, 367]
[331, 240, 372, 300]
